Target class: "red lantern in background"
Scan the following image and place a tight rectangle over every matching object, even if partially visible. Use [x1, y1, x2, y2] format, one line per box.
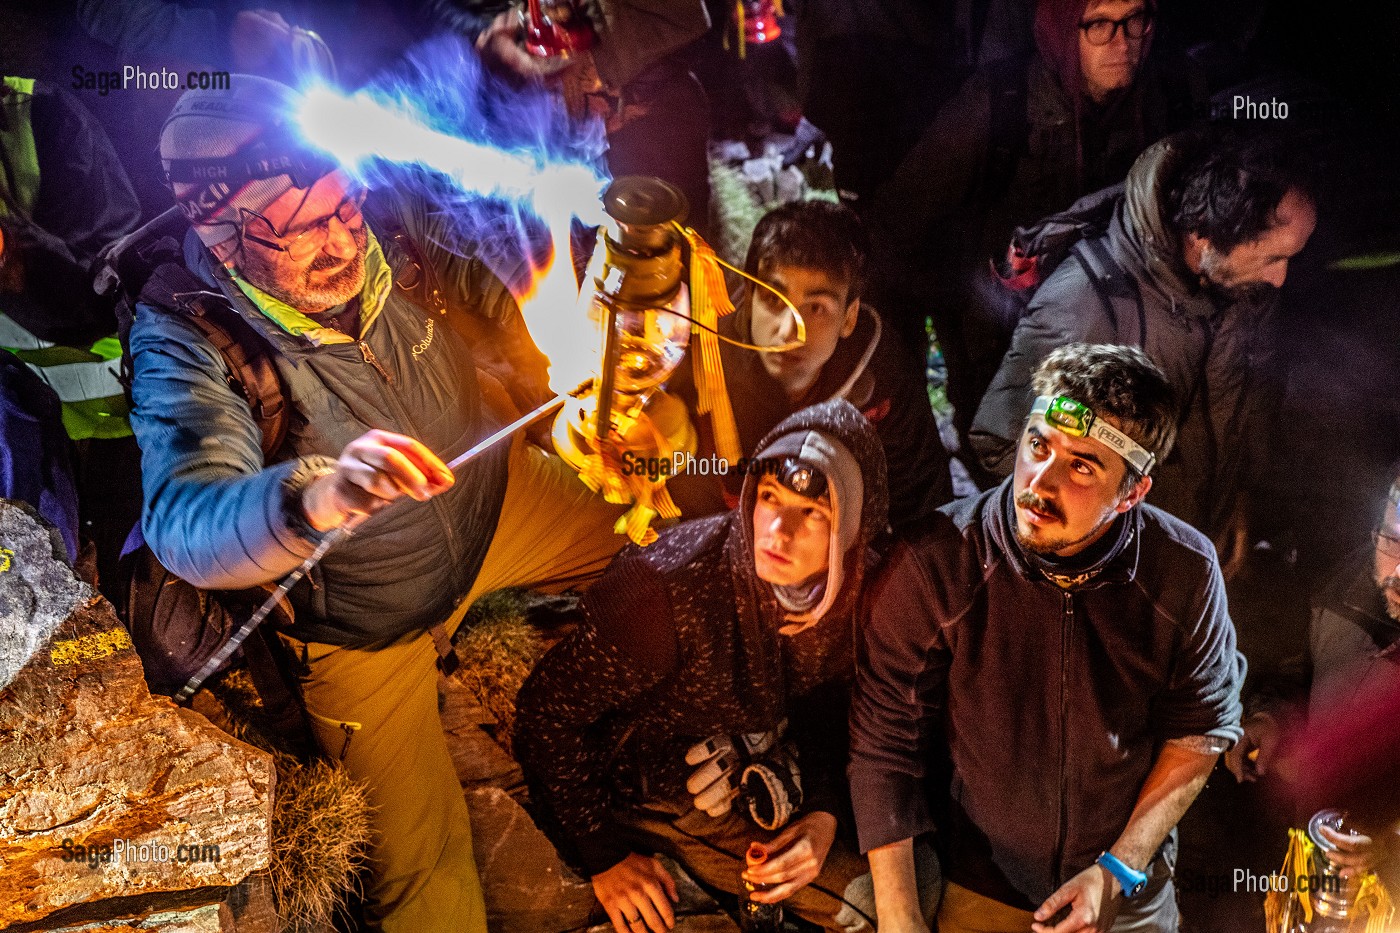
[523, 0, 596, 59]
[739, 0, 782, 46]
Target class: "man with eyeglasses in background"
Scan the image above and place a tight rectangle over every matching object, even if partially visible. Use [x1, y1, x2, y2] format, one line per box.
[1219, 473, 1400, 896]
[863, 0, 1205, 454]
[1229, 474, 1400, 783]
[127, 75, 628, 932]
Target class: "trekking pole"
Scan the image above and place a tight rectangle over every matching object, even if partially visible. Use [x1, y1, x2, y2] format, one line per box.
[173, 379, 592, 703]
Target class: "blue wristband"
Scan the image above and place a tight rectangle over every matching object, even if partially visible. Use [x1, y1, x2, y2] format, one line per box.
[1096, 851, 1148, 898]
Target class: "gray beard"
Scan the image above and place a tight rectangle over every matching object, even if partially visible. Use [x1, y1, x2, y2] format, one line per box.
[270, 251, 366, 313]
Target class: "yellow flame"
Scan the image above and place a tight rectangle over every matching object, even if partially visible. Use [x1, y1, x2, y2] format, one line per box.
[514, 209, 601, 394]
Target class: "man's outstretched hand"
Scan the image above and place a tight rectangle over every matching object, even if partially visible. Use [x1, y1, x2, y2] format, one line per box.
[1032, 864, 1121, 933]
[592, 853, 678, 933]
[302, 429, 454, 531]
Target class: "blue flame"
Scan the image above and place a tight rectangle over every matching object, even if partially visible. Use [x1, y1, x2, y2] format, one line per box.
[292, 35, 609, 291]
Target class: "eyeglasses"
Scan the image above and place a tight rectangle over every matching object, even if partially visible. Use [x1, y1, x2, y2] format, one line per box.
[1373, 529, 1400, 560]
[1079, 10, 1154, 46]
[239, 186, 368, 262]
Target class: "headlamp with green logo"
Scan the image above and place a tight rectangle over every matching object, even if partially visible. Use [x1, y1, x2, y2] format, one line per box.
[1030, 395, 1156, 476]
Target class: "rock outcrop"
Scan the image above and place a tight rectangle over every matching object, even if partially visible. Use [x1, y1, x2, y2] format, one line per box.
[0, 500, 275, 930]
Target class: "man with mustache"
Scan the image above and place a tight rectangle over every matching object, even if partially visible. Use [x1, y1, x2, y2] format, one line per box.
[851, 344, 1245, 932]
[970, 131, 1316, 568]
[127, 76, 628, 932]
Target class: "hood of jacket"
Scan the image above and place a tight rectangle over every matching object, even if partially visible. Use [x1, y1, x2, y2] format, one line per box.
[1118, 134, 1224, 320]
[1034, 0, 1088, 101]
[725, 398, 889, 719]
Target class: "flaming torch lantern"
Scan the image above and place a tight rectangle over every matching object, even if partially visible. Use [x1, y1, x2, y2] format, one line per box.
[553, 177, 698, 545]
[522, 0, 596, 59]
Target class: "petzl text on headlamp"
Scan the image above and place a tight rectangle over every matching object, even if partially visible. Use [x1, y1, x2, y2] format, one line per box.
[1030, 395, 1157, 476]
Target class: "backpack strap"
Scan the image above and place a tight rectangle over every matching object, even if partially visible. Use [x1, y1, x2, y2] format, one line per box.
[138, 262, 289, 461]
[1072, 236, 1147, 346]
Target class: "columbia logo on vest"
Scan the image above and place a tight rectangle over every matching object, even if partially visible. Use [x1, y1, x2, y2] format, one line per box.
[411, 318, 435, 360]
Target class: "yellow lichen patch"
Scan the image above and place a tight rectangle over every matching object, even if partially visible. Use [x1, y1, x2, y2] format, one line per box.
[0, 547, 13, 573]
[49, 629, 134, 666]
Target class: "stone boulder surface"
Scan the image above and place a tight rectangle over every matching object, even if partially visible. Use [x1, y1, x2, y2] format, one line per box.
[0, 500, 275, 930]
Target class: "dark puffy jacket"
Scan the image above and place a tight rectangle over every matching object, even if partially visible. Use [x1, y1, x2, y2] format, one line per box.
[849, 480, 1244, 909]
[128, 191, 516, 646]
[514, 399, 889, 875]
[969, 135, 1280, 539]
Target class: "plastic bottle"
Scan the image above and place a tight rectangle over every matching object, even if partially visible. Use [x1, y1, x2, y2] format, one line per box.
[738, 843, 784, 932]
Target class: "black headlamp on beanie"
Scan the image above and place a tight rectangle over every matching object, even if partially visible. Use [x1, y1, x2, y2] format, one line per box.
[775, 457, 829, 501]
[161, 126, 338, 195]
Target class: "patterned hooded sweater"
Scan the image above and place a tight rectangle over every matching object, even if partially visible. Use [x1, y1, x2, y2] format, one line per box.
[514, 399, 890, 876]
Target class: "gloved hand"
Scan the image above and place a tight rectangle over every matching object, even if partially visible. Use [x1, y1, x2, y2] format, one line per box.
[741, 743, 803, 831]
[685, 724, 784, 817]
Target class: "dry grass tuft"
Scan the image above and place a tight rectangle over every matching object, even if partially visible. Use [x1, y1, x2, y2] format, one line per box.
[208, 668, 371, 933]
[451, 589, 550, 747]
[267, 752, 372, 933]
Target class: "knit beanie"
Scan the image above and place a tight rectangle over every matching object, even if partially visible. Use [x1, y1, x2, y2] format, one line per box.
[757, 429, 864, 629]
[159, 74, 310, 250]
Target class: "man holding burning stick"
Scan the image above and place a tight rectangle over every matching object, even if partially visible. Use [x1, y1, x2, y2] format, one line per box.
[127, 76, 626, 932]
[849, 344, 1244, 932]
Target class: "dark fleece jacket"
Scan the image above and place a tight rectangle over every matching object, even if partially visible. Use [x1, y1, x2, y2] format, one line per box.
[849, 479, 1244, 909]
[514, 399, 889, 876]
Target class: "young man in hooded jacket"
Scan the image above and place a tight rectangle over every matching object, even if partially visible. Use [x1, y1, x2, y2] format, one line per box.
[515, 399, 939, 933]
[668, 200, 952, 532]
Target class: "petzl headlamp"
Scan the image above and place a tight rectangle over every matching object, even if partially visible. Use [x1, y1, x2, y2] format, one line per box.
[1031, 395, 1156, 476]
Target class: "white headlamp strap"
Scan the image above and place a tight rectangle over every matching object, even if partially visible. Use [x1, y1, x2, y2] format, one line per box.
[1030, 395, 1157, 476]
